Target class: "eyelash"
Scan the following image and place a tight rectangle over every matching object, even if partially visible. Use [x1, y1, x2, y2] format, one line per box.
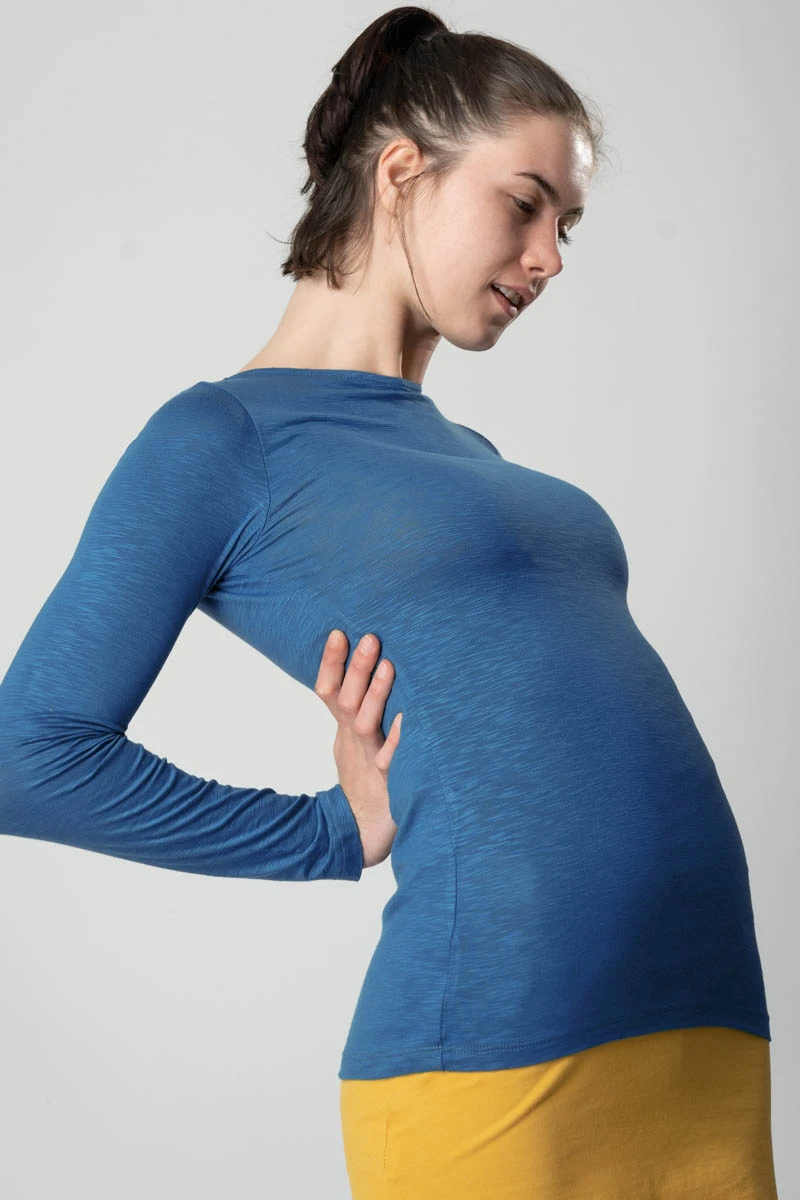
[514, 198, 574, 246]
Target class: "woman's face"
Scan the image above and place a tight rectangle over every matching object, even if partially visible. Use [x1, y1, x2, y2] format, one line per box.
[386, 113, 593, 351]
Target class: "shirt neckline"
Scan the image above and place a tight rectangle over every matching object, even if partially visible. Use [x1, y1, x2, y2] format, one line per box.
[226, 367, 423, 394]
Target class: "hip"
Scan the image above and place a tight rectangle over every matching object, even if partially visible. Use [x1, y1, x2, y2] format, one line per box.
[339, 1025, 777, 1200]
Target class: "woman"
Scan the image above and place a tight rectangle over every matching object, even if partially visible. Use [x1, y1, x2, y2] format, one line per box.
[0, 6, 778, 1198]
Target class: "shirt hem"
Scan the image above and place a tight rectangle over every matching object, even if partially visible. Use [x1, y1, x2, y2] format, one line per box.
[337, 1003, 771, 1080]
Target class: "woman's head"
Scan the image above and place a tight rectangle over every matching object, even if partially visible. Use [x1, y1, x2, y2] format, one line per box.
[272, 7, 608, 369]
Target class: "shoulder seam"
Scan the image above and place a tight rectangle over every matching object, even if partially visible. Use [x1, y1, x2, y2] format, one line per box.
[453, 422, 502, 458]
[202, 381, 273, 541]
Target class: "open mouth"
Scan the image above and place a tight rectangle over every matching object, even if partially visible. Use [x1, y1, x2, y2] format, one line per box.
[490, 284, 519, 318]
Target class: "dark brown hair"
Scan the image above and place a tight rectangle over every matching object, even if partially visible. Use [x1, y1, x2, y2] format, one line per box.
[277, 6, 609, 291]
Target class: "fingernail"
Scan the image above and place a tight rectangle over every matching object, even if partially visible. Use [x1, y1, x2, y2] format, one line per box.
[360, 634, 375, 653]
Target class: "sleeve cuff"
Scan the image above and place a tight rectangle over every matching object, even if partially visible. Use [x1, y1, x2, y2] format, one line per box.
[316, 782, 364, 881]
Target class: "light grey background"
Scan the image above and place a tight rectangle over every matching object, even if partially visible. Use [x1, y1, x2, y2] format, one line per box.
[1, 2, 796, 1197]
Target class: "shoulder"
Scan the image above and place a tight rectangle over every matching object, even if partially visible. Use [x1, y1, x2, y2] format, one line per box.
[95, 381, 270, 531]
[123, 380, 266, 485]
[451, 421, 503, 458]
[140, 380, 258, 451]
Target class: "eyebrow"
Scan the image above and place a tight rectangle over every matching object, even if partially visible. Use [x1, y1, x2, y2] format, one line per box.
[513, 172, 584, 218]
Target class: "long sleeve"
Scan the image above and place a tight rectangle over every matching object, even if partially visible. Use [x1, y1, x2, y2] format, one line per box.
[0, 382, 363, 882]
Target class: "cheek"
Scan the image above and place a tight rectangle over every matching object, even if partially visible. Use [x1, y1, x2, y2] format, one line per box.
[428, 240, 492, 308]
[435, 214, 509, 286]
[427, 199, 491, 268]
[418, 207, 503, 317]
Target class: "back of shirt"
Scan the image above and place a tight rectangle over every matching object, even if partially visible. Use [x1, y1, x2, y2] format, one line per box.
[0, 367, 770, 1081]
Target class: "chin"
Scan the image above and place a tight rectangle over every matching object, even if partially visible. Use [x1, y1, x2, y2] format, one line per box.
[438, 316, 504, 352]
[445, 329, 504, 352]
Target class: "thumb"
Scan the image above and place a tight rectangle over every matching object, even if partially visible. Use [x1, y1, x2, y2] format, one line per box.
[374, 711, 403, 773]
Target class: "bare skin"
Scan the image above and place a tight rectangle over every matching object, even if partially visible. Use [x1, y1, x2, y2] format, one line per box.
[314, 629, 400, 868]
[238, 111, 592, 388]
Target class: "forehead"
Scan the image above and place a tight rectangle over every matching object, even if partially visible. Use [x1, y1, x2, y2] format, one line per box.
[466, 115, 592, 207]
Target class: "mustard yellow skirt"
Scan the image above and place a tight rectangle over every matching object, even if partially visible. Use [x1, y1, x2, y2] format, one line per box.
[339, 1026, 777, 1199]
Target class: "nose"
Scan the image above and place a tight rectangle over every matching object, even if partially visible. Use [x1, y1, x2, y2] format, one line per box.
[521, 229, 565, 282]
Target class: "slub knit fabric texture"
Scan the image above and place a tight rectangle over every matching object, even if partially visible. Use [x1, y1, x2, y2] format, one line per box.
[0, 368, 770, 1081]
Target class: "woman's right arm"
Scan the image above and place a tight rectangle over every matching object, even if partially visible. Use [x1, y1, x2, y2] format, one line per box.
[0, 383, 364, 883]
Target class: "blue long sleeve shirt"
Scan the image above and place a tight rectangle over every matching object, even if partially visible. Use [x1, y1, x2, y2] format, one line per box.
[0, 367, 770, 1080]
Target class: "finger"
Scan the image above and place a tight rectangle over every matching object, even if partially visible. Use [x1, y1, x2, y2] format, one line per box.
[352, 656, 396, 738]
[374, 711, 403, 772]
[313, 629, 350, 714]
[337, 633, 383, 719]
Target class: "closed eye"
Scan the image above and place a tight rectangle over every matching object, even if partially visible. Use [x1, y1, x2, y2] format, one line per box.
[514, 197, 574, 246]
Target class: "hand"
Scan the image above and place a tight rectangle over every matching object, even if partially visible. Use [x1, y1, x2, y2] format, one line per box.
[314, 629, 402, 868]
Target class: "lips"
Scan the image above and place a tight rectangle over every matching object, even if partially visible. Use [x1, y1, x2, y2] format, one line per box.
[494, 283, 533, 309]
[490, 284, 518, 318]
